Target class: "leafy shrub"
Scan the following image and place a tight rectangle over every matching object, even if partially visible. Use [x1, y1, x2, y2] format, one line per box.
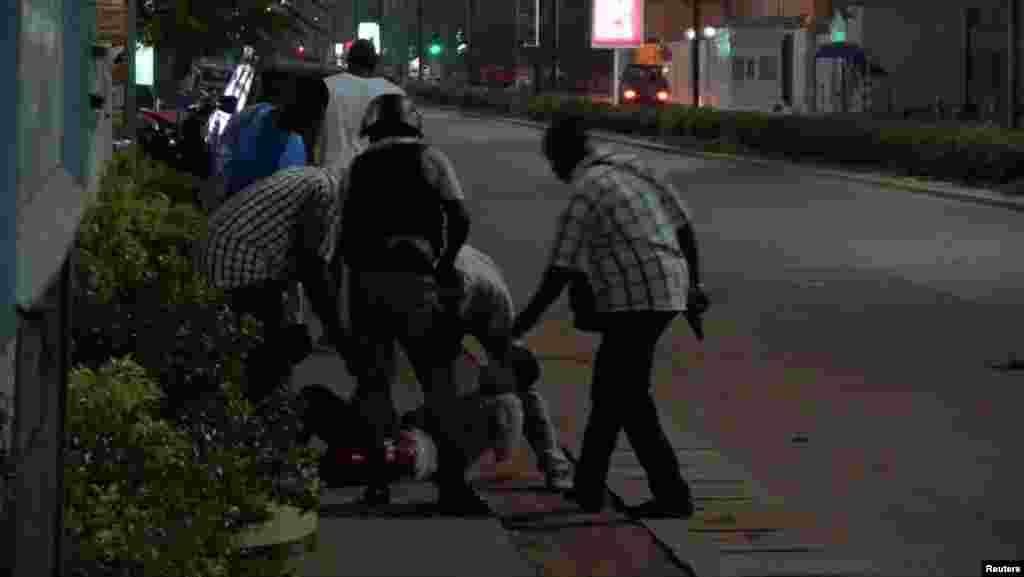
[64, 358, 321, 577]
[73, 147, 263, 410]
[100, 147, 201, 206]
[422, 86, 1024, 187]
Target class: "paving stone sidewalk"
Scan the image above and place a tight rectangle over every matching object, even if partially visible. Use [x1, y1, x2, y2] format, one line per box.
[291, 342, 695, 577]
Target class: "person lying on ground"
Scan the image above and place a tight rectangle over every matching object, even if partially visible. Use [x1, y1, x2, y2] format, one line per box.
[449, 244, 573, 491]
[298, 368, 524, 509]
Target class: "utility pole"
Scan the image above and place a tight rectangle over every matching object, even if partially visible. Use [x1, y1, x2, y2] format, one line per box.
[465, 0, 473, 85]
[126, 0, 137, 142]
[1009, 0, 1019, 129]
[692, 0, 701, 106]
[549, 0, 559, 89]
[417, 0, 424, 81]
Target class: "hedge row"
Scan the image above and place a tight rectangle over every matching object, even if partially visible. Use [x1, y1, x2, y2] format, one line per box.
[64, 147, 321, 577]
[407, 84, 1024, 189]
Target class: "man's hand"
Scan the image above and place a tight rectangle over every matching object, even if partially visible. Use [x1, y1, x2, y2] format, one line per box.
[508, 317, 530, 341]
[684, 284, 709, 342]
[687, 284, 709, 316]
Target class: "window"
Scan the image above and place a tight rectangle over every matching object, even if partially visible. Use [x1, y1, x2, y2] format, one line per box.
[732, 57, 745, 82]
[759, 55, 777, 80]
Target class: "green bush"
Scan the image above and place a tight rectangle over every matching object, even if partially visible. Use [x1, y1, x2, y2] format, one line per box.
[67, 119, 321, 577]
[73, 151, 256, 409]
[419, 84, 1024, 187]
[64, 358, 321, 577]
[99, 147, 202, 206]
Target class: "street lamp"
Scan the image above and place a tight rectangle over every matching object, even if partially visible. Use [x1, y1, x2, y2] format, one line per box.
[688, 27, 716, 39]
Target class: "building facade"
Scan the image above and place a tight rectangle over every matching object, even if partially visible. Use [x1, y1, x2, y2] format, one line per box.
[853, 0, 1022, 124]
[4, 1, 102, 576]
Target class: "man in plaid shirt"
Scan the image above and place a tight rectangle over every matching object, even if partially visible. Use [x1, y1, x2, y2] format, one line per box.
[198, 165, 348, 403]
[511, 113, 710, 519]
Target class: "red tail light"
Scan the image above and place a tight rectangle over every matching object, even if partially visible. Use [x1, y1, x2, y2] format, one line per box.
[657, 90, 669, 101]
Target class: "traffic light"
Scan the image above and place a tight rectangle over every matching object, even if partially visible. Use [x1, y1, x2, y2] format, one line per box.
[429, 32, 442, 56]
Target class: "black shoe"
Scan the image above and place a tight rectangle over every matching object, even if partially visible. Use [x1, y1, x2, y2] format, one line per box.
[626, 498, 695, 519]
[360, 485, 391, 506]
[436, 486, 491, 517]
[564, 488, 605, 513]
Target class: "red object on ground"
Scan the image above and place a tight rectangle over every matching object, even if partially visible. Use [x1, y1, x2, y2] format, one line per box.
[140, 109, 178, 125]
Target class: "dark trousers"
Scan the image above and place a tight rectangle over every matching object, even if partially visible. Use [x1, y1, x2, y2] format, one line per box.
[573, 311, 691, 504]
[348, 270, 468, 492]
[231, 280, 288, 403]
[230, 279, 311, 404]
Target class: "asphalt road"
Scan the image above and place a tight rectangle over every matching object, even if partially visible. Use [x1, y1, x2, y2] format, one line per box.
[418, 107, 1024, 576]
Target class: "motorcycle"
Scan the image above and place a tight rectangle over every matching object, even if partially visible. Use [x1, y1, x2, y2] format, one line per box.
[137, 108, 184, 167]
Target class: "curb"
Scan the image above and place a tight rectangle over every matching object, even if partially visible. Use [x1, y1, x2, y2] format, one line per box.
[557, 442, 701, 577]
[439, 106, 1024, 213]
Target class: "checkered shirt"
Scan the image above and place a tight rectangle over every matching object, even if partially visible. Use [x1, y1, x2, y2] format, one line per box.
[199, 166, 342, 289]
[549, 149, 694, 313]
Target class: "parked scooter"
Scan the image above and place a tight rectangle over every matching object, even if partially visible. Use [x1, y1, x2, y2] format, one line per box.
[137, 109, 184, 167]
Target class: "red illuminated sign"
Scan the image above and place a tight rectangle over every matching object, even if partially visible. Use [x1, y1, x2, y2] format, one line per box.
[591, 0, 644, 48]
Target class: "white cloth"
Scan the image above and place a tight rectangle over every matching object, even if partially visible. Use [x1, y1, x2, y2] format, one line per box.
[318, 74, 404, 332]
[318, 73, 405, 174]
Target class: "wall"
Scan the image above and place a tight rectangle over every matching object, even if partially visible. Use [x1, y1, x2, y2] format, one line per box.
[858, 0, 966, 114]
[792, 27, 813, 111]
[729, 26, 785, 109]
[650, 0, 727, 42]
[669, 41, 694, 104]
[746, 0, 822, 18]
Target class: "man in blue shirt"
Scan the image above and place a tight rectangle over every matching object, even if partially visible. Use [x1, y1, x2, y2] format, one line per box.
[205, 73, 331, 339]
[209, 74, 328, 206]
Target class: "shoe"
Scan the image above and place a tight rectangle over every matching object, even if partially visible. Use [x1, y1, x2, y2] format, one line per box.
[626, 498, 695, 519]
[436, 486, 491, 517]
[544, 465, 574, 492]
[564, 488, 604, 513]
[359, 485, 391, 506]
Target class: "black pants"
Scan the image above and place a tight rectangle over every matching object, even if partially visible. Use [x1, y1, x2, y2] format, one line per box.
[348, 270, 468, 492]
[230, 279, 311, 404]
[573, 311, 691, 504]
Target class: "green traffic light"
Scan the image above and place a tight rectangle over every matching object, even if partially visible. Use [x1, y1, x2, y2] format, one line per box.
[429, 43, 441, 55]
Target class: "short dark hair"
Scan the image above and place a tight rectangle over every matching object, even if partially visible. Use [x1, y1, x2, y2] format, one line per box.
[295, 76, 329, 120]
[542, 111, 588, 162]
[347, 39, 378, 72]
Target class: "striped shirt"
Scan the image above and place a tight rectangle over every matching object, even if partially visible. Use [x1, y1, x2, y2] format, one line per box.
[198, 166, 342, 289]
[549, 148, 693, 313]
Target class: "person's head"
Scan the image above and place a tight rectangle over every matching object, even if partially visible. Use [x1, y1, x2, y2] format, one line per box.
[347, 39, 378, 77]
[542, 112, 591, 183]
[360, 93, 424, 142]
[276, 75, 330, 136]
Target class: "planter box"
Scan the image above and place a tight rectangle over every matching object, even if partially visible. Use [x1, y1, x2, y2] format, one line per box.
[62, 501, 319, 577]
[232, 502, 319, 577]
